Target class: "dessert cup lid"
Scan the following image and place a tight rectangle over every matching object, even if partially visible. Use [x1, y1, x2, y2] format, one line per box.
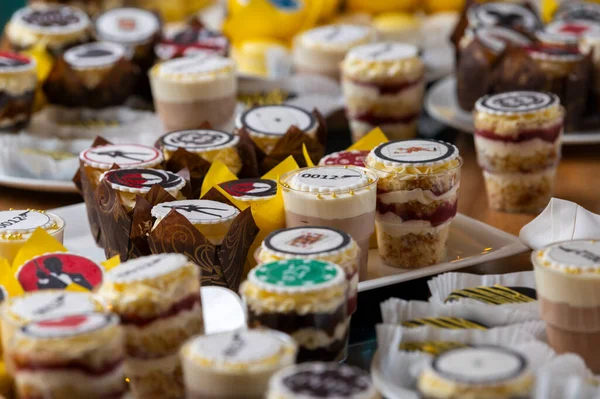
[95, 7, 160, 45]
[219, 179, 277, 201]
[64, 41, 128, 70]
[475, 91, 560, 116]
[101, 168, 186, 194]
[0, 209, 60, 235]
[153, 53, 234, 79]
[554, 2, 600, 22]
[79, 144, 163, 170]
[104, 253, 189, 284]
[11, 5, 90, 35]
[248, 259, 345, 293]
[299, 24, 373, 49]
[346, 42, 418, 62]
[534, 239, 600, 274]
[262, 226, 353, 258]
[0, 51, 36, 73]
[368, 139, 459, 169]
[159, 129, 239, 153]
[282, 165, 375, 194]
[20, 312, 119, 339]
[151, 200, 239, 225]
[236, 104, 317, 137]
[319, 150, 369, 167]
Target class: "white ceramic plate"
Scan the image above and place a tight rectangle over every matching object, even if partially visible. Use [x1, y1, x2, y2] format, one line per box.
[425, 76, 600, 145]
[0, 174, 78, 193]
[371, 351, 419, 399]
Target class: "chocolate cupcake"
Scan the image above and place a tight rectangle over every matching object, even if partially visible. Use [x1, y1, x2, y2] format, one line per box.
[0, 52, 37, 133]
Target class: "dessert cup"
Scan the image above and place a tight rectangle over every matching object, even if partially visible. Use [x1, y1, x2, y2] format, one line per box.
[280, 165, 377, 280]
[366, 139, 461, 268]
[0, 52, 37, 133]
[240, 259, 348, 362]
[219, 179, 277, 203]
[474, 91, 564, 213]
[341, 42, 425, 142]
[150, 54, 237, 131]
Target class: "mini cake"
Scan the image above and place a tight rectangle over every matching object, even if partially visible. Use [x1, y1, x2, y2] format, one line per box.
[266, 362, 380, 399]
[151, 200, 239, 245]
[101, 168, 186, 211]
[97, 254, 203, 398]
[466, 2, 540, 33]
[372, 12, 422, 47]
[341, 43, 425, 142]
[0, 52, 37, 132]
[444, 285, 537, 305]
[257, 226, 360, 315]
[220, 179, 278, 203]
[319, 150, 369, 167]
[235, 104, 318, 154]
[0, 209, 65, 264]
[9, 313, 126, 399]
[533, 239, 600, 372]
[292, 24, 375, 80]
[366, 139, 461, 268]
[474, 91, 564, 213]
[400, 341, 468, 356]
[240, 259, 348, 362]
[402, 317, 487, 330]
[6, 4, 90, 54]
[180, 329, 297, 399]
[155, 21, 229, 61]
[280, 166, 377, 280]
[16, 252, 104, 292]
[554, 2, 600, 22]
[157, 129, 242, 175]
[417, 345, 534, 399]
[150, 54, 237, 131]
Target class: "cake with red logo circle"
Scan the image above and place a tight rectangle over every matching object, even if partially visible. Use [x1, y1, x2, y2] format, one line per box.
[0, 51, 37, 133]
[319, 150, 369, 167]
[219, 179, 277, 202]
[156, 20, 229, 61]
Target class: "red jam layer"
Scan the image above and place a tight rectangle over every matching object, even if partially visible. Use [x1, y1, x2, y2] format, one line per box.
[377, 184, 456, 198]
[120, 293, 201, 328]
[350, 78, 423, 95]
[376, 200, 458, 227]
[351, 112, 419, 125]
[15, 357, 123, 377]
[475, 123, 562, 143]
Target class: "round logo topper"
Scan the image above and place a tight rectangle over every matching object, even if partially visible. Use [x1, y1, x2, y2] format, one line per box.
[303, 24, 371, 45]
[189, 330, 282, 363]
[250, 259, 343, 290]
[0, 209, 52, 234]
[373, 139, 457, 165]
[546, 240, 600, 268]
[319, 150, 369, 167]
[103, 168, 185, 193]
[280, 363, 373, 397]
[151, 200, 239, 224]
[347, 42, 418, 62]
[289, 166, 369, 192]
[64, 42, 126, 69]
[475, 26, 532, 53]
[0, 51, 34, 72]
[22, 313, 118, 339]
[469, 3, 540, 32]
[107, 253, 188, 284]
[264, 226, 351, 256]
[80, 144, 163, 170]
[13, 5, 90, 34]
[8, 291, 101, 322]
[239, 105, 316, 137]
[219, 179, 277, 200]
[95, 7, 160, 45]
[17, 253, 104, 292]
[160, 129, 238, 152]
[160, 53, 233, 75]
[476, 91, 559, 114]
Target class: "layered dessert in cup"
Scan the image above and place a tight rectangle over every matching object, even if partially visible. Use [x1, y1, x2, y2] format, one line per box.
[180, 329, 297, 399]
[365, 139, 462, 268]
[9, 313, 126, 399]
[157, 129, 242, 175]
[279, 165, 377, 280]
[0, 209, 65, 264]
[150, 54, 237, 131]
[0, 52, 37, 132]
[256, 226, 360, 315]
[240, 259, 348, 362]
[6, 4, 90, 54]
[151, 200, 239, 245]
[97, 254, 203, 398]
[266, 362, 380, 399]
[220, 179, 278, 203]
[235, 105, 318, 154]
[292, 24, 375, 80]
[341, 42, 425, 142]
[417, 345, 534, 399]
[474, 91, 564, 213]
[533, 240, 600, 372]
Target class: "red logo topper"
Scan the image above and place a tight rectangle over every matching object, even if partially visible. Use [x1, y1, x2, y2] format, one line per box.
[118, 17, 137, 31]
[38, 315, 88, 328]
[558, 23, 591, 35]
[395, 146, 437, 154]
[287, 233, 325, 248]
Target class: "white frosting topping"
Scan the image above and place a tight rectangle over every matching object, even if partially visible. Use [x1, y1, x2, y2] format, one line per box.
[264, 227, 351, 256]
[476, 91, 560, 115]
[300, 24, 373, 50]
[79, 144, 163, 170]
[105, 254, 188, 283]
[156, 54, 234, 78]
[237, 105, 316, 137]
[0, 210, 52, 234]
[468, 3, 539, 31]
[346, 42, 418, 62]
[11, 5, 89, 35]
[474, 26, 532, 53]
[7, 292, 102, 322]
[151, 200, 239, 224]
[21, 313, 117, 338]
[538, 240, 600, 273]
[64, 42, 126, 69]
[95, 7, 160, 45]
[288, 166, 370, 193]
[545, 20, 600, 40]
[370, 139, 459, 166]
[188, 330, 282, 364]
[0, 52, 36, 73]
[160, 129, 239, 152]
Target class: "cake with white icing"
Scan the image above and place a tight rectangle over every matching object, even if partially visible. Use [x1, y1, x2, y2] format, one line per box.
[96, 254, 203, 398]
[366, 139, 461, 268]
[0, 51, 37, 132]
[62, 41, 130, 89]
[181, 329, 297, 399]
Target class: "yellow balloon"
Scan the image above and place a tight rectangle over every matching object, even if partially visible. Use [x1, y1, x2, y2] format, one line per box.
[346, 0, 420, 14]
[424, 0, 465, 14]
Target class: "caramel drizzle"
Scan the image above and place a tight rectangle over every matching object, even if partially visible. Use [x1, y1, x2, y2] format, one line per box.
[402, 317, 487, 330]
[444, 285, 535, 305]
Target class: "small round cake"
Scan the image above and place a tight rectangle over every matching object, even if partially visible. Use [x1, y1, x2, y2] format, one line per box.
[156, 22, 229, 61]
[467, 2, 540, 33]
[181, 329, 297, 399]
[267, 362, 380, 399]
[79, 143, 163, 182]
[292, 24, 375, 80]
[319, 150, 369, 167]
[62, 41, 129, 89]
[151, 199, 239, 245]
[6, 4, 90, 53]
[341, 42, 425, 142]
[236, 104, 318, 154]
[219, 179, 278, 202]
[158, 129, 242, 174]
[150, 54, 237, 131]
[417, 345, 534, 399]
[95, 7, 160, 46]
[240, 259, 349, 362]
[0, 210, 65, 264]
[257, 226, 360, 315]
[0, 52, 37, 132]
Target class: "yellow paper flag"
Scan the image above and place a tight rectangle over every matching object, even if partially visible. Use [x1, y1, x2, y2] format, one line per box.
[0, 258, 24, 301]
[347, 127, 388, 151]
[101, 255, 121, 271]
[201, 161, 239, 198]
[11, 228, 67, 270]
[302, 143, 315, 167]
[261, 156, 300, 180]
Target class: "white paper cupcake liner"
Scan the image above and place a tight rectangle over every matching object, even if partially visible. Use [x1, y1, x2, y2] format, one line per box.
[535, 371, 600, 399]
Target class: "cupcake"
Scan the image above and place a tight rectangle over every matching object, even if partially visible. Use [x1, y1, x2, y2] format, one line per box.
[267, 362, 380, 399]
[235, 104, 318, 154]
[341, 42, 425, 142]
[151, 200, 239, 245]
[97, 254, 203, 399]
[150, 54, 237, 131]
[9, 313, 126, 399]
[257, 226, 360, 315]
[0, 52, 37, 133]
[533, 240, 600, 373]
[240, 259, 349, 362]
[366, 139, 462, 268]
[155, 20, 229, 61]
[474, 91, 564, 213]
[180, 329, 297, 398]
[292, 24, 375, 80]
[219, 179, 278, 203]
[417, 345, 534, 399]
[319, 149, 369, 167]
[6, 4, 90, 54]
[157, 129, 242, 175]
[0, 209, 65, 264]
[372, 12, 422, 47]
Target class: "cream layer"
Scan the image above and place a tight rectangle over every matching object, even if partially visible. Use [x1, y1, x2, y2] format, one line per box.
[474, 136, 559, 158]
[149, 74, 236, 103]
[281, 186, 376, 220]
[292, 321, 349, 350]
[343, 79, 424, 117]
[0, 70, 36, 96]
[378, 184, 459, 206]
[342, 54, 423, 82]
[535, 264, 600, 307]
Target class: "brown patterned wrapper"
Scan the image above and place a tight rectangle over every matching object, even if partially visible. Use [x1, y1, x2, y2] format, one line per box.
[236, 127, 264, 179]
[43, 57, 140, 109]
[164, 148, 211, 198]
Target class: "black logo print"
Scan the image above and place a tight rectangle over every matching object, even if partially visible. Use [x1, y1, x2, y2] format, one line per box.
[222, 333, 246, 357]
[90, 150, 151, 162]
[558, 245, 600, 264]
[166, 204, 231, 218]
